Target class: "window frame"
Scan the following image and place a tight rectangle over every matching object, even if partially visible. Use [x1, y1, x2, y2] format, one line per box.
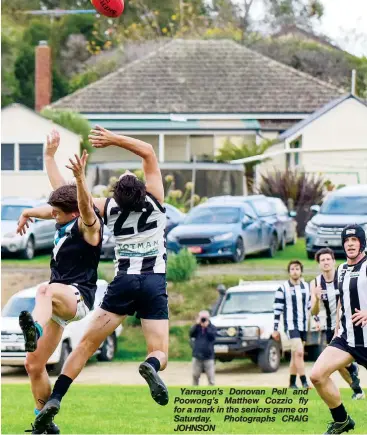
[1, 142, 45, 173]
[1, 143, 15, 171]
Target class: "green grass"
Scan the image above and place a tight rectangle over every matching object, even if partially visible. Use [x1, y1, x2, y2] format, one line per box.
[2, 385, 366, 434]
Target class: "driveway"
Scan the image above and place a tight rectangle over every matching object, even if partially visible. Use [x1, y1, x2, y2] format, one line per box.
[2, 361, 366, 387]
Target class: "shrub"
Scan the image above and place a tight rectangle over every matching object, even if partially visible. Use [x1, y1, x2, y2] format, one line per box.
[258, 169, 325, 236]
[167, 249, 197, 282]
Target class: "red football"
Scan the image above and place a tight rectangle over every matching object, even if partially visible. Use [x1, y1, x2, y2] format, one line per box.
[91, 0, 124, 18]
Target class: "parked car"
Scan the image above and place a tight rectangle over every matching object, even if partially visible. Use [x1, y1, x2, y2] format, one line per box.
[305, 184, 367, 259]
[101, 202, 185, 260]
[1, 279, 123, 375]
[167, 201, 278, 262]
[1, 198, 55, 259]
[266, 197, 297, 249]
[210, 280, 324, 372]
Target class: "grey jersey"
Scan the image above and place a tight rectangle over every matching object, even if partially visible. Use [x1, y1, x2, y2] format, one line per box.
[104, 193, 166, 275]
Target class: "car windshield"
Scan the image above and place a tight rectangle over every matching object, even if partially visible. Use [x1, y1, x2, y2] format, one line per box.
[320, 196, 367, 215]
[2, 297, 35, 317]
[1, 205, 32, 221]
[220, 291, 274, 314]
[184, 207, 240, 224]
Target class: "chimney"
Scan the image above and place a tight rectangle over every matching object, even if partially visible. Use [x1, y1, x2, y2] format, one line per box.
[35, 41, 52, 112]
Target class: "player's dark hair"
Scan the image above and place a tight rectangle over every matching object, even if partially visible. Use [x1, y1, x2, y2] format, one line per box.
[315, 247, 335, 263]
[287, 260, 303, 273]
[113, 175, 146, 210]
[48, 184, 79, 213]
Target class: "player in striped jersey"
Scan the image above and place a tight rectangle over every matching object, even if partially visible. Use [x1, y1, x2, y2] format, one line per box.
[272, 260, 311, 389]
[34, 127, 169, 433]
[311, 247, 364, 400]
[310, 225, 367, 434]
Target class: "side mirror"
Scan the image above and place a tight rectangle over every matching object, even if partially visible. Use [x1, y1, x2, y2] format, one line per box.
[217, 284, 226, 295]
[242, 215, 253, 228]
[289, 210, 297, 218]
[310, 205, 320, 215]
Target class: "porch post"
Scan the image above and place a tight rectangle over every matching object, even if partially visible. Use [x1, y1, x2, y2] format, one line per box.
[186, 135, 191, 161]
[158, 133, 165, 163]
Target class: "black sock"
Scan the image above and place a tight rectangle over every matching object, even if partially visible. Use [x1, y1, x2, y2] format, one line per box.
[50, 375, 73, 403]
[145, 357, 160, 372]
[289, 374, 297, 386]
[330, 404, 348, 423]
[346, 363, 357, 376]
[300, 375, 307, 385]
[352, 385, 363, 394]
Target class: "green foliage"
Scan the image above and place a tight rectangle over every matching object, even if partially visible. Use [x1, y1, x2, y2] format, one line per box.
[68, 59, 118, 93]
[41, 108, 92, 154]
[164, 174, 206, 212]
[216, 138, 273, 193]
[167, 249, 197, 282]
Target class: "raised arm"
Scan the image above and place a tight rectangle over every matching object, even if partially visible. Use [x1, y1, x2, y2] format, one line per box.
[66, 151, 101, 246]
[310, 279, 321, 316]
[17, 206, 53, 235]
[45, 129, 66, 189]
[89, 126, 164, 204]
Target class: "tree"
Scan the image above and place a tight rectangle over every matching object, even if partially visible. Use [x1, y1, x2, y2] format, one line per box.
[216, 138, 274, 193]
[41, 108, 93, 154]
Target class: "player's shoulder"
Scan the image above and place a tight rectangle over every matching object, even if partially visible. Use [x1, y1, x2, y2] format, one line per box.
[146, 192, 166, 213]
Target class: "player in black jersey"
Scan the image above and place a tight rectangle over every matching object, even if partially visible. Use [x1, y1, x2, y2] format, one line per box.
[33, 127, 169, 434]
[311, 247, 364, 400]
[310, 225, 367, 434]
[16, 135, 102, 434]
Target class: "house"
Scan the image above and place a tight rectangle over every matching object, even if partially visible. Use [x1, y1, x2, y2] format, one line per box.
[1, 104, 80, 199]
[232, 94, 367, 187]
[49, 39, 342, 194]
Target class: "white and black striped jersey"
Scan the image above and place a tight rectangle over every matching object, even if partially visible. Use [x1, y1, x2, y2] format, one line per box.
[274, 280, 311, 332]
[314, 272, 339, 331]
[337, 256, 367, 347]
[104, 193, 167, 275]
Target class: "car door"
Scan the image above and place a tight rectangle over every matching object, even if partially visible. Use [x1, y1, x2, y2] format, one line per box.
[250, 199, 275, 250]
[275, 199, 292, 242]
[240, 203, 262, 254]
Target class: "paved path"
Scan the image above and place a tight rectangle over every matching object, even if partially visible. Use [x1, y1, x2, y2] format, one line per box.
[2, 361, 367, 388]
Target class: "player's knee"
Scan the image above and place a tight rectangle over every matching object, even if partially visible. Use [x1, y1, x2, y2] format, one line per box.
[310, 367, 324, 385]
[24, 356, 44, 377]
[36, 284, 49, 297]
[295, 349, 304, 359]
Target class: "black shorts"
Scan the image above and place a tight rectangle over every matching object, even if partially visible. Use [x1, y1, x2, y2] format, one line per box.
[100, 273, 168, 320]
[329, 336, 367, 369]
[288, 330, 307, 341]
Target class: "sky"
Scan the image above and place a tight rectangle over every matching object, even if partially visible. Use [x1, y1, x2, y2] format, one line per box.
[233, 0, 367, 57]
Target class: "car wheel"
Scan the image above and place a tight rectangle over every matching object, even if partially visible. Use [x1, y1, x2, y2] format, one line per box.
[97, 334, 116, 362]
[278, 233, 286, 251]
[231, 238, 245, 263]
[47, 341, 71, 376]
[307, 250, 314, 260]
[266, 234, 278, 258]
[258, 339, 280, 373]
[21, 236, 35, 260]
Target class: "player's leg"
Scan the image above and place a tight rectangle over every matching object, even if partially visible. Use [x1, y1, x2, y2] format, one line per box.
[310, 345, 355, 433]
[289, 339, 298, 388]
[192, 358, 202, 385]
[34, 308, 124, 432]
[25, 320, 63, 409]
[19, 283, 80, 352]
[140, 318, 169, 405]
[342, 363, 365, 399]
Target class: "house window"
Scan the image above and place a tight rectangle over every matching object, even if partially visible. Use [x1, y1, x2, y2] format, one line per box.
[1, 144, 15, 170]
[19, 144, 43, 171]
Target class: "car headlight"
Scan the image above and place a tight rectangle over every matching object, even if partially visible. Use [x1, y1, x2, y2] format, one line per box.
[305, 221, 318, 234]
[240, 326, 259, 338]
[212, 232, 234, 242]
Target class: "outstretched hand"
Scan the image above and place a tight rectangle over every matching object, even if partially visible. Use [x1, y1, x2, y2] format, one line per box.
[88, 125, 120, 148]
[17, 214, 34, 236]
[45, 129, 60, 158]
[66, 150, 88, 179]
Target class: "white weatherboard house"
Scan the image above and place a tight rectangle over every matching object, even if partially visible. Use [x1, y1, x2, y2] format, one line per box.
[233, 94, 367, 188]
[1, 104, 80, 199]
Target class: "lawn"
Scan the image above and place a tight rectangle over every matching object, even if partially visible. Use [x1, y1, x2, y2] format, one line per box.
[2, 385, 366, 434]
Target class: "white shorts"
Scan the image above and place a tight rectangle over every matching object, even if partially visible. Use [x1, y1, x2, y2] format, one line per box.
[51, 286, 90, 328]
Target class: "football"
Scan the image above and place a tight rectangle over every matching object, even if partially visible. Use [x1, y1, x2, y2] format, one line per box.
[91, 0, 124, 17]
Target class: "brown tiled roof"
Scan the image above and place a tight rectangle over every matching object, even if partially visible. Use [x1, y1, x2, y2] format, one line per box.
[52, 39, 343, 114]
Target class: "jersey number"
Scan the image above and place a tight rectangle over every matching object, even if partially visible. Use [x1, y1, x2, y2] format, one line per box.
[111, 205, 158, 237]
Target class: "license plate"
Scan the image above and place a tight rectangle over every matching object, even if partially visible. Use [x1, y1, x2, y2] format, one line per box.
[315, 238, 339, 247]
[214, 345, 229, 353]
[188, 246, 202, 254]
[4, 344, 24, 351]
